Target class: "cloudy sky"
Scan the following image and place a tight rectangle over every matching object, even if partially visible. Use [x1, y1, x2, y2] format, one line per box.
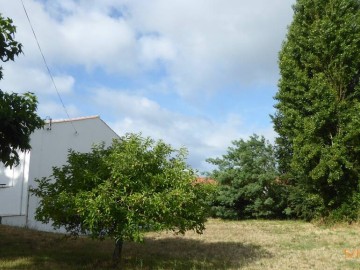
[0, 0, 295, 172]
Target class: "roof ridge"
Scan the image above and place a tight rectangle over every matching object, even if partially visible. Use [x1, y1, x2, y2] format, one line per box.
[49, 115, 100, 123]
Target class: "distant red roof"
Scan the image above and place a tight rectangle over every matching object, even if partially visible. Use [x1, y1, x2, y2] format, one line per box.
[193, 177, 217, 185]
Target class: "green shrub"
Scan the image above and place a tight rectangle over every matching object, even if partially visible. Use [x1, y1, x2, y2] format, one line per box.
[207, 135, 287, 219]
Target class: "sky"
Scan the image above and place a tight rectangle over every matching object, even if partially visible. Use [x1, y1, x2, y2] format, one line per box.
[0, 0, 296, 173]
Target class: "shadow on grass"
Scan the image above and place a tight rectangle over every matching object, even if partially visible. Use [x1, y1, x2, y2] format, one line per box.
[123, 236, 272, 269]
[0, 226, 113, 270]
[0, 225, 271, 269]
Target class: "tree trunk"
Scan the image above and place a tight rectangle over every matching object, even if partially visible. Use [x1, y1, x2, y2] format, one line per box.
[112, 238, 123, 268]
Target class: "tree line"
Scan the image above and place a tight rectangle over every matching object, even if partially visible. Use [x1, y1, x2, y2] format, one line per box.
[208, 0, 360, 223]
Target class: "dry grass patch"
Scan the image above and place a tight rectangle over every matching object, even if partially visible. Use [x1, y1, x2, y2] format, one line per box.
[1, 219, 360, 269]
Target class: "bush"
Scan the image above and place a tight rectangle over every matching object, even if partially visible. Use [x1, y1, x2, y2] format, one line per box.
[286, 186, 325, 221]
[207, 135, 288, 219]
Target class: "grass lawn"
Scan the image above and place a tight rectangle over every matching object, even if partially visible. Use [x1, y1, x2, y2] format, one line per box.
[1, 219, 360, 269]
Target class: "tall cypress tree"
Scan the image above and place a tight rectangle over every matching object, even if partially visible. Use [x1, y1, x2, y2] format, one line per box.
[272, 0, 360, 219]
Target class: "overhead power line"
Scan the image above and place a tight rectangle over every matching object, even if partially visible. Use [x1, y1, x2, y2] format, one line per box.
[20, 0, 78, 134]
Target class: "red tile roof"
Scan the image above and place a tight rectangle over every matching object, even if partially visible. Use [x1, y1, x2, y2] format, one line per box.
[193, 177, 217, 185]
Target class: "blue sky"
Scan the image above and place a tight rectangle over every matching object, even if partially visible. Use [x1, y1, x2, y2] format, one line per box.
[0, 0, 295, 172]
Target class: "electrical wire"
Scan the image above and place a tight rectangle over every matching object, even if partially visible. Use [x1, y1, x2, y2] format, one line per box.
[20, 0, 78, 134]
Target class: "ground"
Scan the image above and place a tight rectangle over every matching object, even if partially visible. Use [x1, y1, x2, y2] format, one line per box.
[1, 219, 359, 269]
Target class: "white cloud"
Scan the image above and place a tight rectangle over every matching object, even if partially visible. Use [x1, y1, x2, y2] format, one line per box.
[0, 62, 74, 95]
[0, 0, 294, 95]
[0, 0, 60, 66]
[126, 0, 295, 97]
[37, 100, 81, 120]
[92, 88, 260, 171]
[138, 35, 176, 69]
[1, 1, 138, 73]
[58, 11, 137, 73]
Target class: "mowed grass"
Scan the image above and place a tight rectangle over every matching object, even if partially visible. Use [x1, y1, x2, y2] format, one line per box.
[1, 219, 360, 269]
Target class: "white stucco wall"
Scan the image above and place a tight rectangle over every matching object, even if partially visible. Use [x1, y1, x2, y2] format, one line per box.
[0, 116, 119, 232]
[0, 152, 30, 216]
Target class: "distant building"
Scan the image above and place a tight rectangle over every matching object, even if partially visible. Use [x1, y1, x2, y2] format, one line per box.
[194, 177, 217, 185]
[0, 116, 118, 232]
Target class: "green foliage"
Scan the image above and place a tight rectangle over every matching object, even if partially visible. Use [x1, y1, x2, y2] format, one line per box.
[326, 192, 360, 224]
[272, 0, 360, 220]
[207, 135, 287, 219]
[0, 91, 44, 167]
[0, 14, 44, 167]
[31, 134, 215, 243]
[285, 186, 325, 221]
[0, 14, 22, 80]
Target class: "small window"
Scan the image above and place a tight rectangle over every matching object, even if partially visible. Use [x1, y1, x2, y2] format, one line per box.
[0, 163, 15, 188]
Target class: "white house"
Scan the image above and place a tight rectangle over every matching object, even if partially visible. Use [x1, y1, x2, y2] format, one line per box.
[0, 116, 119, 232]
